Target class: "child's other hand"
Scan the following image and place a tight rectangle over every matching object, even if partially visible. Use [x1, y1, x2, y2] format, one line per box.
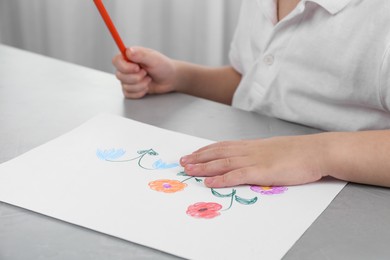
[180, 135, 327, 188]
[112, 47, 176, 99]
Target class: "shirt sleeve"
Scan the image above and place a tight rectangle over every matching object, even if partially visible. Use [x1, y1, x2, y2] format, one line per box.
[229, 29, 243, 74]
[228, 3, 245, 74]
[380, 44, 390, 112]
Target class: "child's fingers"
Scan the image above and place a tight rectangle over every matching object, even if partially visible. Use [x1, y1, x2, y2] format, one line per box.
[203, 167, 266, 188]
[180, 141, 251, 166]
[116, 69, 147, 85]
[112, 54, 140, 73]
[121, 76, 152, 99]
[193, 140, 242, 153]
[184, 156, 253, 177]
[126, 47, 159, 69]
[122, 88, 148, 99]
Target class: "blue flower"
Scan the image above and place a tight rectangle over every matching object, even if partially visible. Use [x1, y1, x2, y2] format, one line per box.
[152, 159, 179, 169]
[96, 148, 126, 161]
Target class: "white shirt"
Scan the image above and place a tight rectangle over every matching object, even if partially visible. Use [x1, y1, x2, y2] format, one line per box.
[229, 0, 390, 131]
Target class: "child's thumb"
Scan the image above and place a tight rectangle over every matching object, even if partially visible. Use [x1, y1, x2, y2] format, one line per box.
[125, 47, 156, 68]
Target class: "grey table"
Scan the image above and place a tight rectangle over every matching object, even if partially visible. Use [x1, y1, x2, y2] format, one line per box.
[0, 44, 389, 260]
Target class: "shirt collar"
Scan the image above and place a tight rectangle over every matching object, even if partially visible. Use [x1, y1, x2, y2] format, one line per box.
[258, 0, 278, 25]
[258, 0, 353, 20]
[302, 0, 353, 15]
[257, 0, 352, 17]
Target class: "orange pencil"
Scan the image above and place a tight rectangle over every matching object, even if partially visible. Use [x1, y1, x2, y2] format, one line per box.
[93, 0, 129, 61]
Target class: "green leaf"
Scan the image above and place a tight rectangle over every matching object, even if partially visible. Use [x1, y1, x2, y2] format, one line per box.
[195, 178, 203, 182]
[137, 149, 158, 156]
[235, 195, 258, 205]
[147, 149, 159, 156]
[177, 171, 188, 176]
[211, 188, 236, 198]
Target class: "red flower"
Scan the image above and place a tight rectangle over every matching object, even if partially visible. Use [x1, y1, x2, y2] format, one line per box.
[186, 202, 222, 219]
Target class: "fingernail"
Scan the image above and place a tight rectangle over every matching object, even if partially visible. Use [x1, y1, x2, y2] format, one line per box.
[205, 178, 214, 186]
[180, 155, 189, 165]
[127, 48, 136, 58]
[185, 164, 195, 171]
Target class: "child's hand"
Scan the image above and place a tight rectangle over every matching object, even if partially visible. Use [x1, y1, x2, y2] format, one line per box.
[180, 135, 327, 187]
[112, 47, 176, 99]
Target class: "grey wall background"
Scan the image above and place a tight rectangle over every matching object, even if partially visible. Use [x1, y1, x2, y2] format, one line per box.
[0, 0, 242, 73]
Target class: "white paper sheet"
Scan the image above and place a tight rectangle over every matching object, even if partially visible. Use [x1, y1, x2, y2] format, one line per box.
[0, 114, 346, 259]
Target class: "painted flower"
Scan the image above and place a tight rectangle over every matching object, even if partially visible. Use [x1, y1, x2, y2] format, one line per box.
[148, 179, 187, 193]
[152, 159, 179, 169]
[96, 148, 126, 161]
[186, 202, 222, 219]
[250, 186, 288, 195]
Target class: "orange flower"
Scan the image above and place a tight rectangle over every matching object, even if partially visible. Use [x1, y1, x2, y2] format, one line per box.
[148, 179, 187, 193]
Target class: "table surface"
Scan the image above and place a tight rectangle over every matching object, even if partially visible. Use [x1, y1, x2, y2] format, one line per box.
[1, 44, 389, 260]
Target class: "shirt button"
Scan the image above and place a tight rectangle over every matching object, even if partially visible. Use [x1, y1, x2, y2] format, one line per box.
[263, 54, 274, 65]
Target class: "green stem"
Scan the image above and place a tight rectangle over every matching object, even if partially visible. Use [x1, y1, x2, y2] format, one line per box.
[181, 176, 194, 183]
[222, 189, 236, 211]
[138, 151, 154, 170]
[105, 155, 141, 162]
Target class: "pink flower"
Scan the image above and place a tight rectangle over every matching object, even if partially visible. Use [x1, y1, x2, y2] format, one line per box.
[250, 186, 288, 195]
[186, 202, 222, 219]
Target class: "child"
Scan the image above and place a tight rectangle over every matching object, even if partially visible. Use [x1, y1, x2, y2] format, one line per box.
[112, 0, 390, 188]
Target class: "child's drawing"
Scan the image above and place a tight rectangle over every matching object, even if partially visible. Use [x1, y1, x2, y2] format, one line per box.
[250, 186, 288, 195]
[148, 171, 203, 194]
[152, 159, 180, 169]
[149, 179, 188, 193]
[186, 186, 290, 219]
[97, 148, 288, 219]
[186, 202, 223, 219]
[96, 148, 179, 170]
[96, 148, 126, 161]
[176, 170, 203, 183]
[185, 188, 258, 219]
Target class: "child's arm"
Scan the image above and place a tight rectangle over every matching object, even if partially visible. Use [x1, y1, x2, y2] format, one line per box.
[180, 130, 390, 188]
[174, 61, 241, 105]
[323, 130, 390, 186]
[112, 46, 241, 104]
